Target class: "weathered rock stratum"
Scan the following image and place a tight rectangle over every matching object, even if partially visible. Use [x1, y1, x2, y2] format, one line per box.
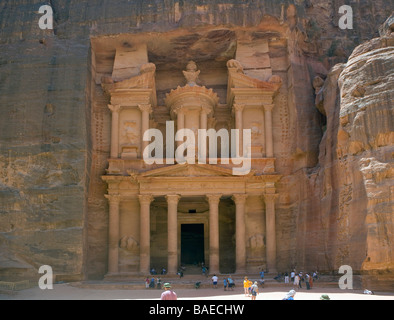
[0, 1, 392, 290]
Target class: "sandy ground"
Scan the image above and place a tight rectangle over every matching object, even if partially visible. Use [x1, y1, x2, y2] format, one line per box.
[1, 284, 393, 300]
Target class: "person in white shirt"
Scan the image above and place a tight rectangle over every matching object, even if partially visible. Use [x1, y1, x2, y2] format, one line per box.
[212, 275, 218, 288]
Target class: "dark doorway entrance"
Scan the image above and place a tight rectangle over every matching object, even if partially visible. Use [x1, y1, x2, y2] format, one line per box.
[181, 224, 204, 265]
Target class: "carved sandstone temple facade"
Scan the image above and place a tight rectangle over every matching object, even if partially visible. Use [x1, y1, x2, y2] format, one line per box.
[101, 46, 283, 277]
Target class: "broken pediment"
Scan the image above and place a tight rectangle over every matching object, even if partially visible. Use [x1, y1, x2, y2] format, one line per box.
[226, 59, 282, 105]
[102, 63, 156, 91]
[227, 59, 282, 90]
[101, 62, 157, 107]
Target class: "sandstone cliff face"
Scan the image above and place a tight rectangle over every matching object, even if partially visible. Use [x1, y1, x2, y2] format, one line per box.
[0, 1, 393, 284]
[337, 23, 394, 274]
[296, 14, 393, 289]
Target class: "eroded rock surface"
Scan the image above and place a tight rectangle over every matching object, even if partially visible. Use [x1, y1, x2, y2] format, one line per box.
[0, 1, 392, 288]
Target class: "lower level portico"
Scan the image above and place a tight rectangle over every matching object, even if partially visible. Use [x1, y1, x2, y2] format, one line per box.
[103, 164, 280, 276]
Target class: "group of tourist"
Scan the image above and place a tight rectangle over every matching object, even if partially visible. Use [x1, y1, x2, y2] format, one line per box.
[243, 276, 259, 300]
[145, 276, 163, 289]
[270, 270, 318, 290]
[287, 271, 317, 290]
[150, 267, 323, 301]
[211, 275, 235, 291]
[150, 267, 167, 275]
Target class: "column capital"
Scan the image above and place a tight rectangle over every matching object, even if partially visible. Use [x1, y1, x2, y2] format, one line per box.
[233, 104, 245, 113]
[138, 194, 154, 205]
[165, 194, 181, 205]
[263, 104, 275, 112]
[263, 193, 279, 203]
[108, 104, 121, 113]
[201, 106, 212, 115]
[232, 193, 248, 204]
[174, 106, 185, 115]
[206, 194, 222, 204]
[138, 104, 153, 114]
[105, 194, 122, 204]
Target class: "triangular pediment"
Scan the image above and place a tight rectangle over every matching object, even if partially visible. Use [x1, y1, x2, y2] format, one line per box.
[136, 163, 241, 178]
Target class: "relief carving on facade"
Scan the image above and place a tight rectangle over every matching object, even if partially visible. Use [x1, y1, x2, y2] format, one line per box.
[120, 236, 139, 252]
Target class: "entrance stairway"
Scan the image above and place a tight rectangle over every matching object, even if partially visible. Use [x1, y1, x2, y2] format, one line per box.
[70, 270, 340, 291]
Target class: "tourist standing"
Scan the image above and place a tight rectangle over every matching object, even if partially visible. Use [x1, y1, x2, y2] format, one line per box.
[161, 283, 177, 300]
[145, 277, 150, 289]
[227, 276, 235, 291]
[309, 273, 313, 289]
[294, 274, 300, 288]
[250, 281, 259, 300]
[305, 273, 310, 290]
[284, 272, 289, 284]
[150, 276, 156, 288]
[223, 277, 228, 291]
[212, 274, 218, 288]
[290, 271, 295, 283]
[243, 277, 250, 296]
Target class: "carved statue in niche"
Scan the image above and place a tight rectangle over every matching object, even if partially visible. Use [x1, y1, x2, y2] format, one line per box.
[251, 122, 262, 143]
[120, 236, 139, 252]
[123, 121, 139, 144]
[183, 61, 201, 86]
[248, 234, 265, 249]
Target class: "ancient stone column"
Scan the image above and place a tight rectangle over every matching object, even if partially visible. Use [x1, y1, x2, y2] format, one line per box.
[166, 195, 181, 275]
[108, 105, 121, 159]
[233, 104, 245, 157]
[232, 194, 248, 273]
[139, 194, 154, 275]
[200, 107, 209, 131]
[139, 104, 152, 157]
[176, 108, 185, 148]
[200, 107, 210, 158]
[206, 194, 222, 275]
[264, 193, 278, 273]
[264, 104, 274, 158]
[105, 194, 121, 275]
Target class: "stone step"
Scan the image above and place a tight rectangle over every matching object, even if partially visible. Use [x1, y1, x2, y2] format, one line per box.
[69, 278, 339, 291]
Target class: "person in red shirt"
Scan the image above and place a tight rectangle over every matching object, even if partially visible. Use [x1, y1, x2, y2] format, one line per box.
[160, 283, 178, 300]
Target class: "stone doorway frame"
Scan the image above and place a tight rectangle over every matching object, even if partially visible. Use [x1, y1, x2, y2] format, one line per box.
[179, 223, 206, 266]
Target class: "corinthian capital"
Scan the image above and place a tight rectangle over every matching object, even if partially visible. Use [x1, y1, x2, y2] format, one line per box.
[105, 194, 122, 204]
[201, 106, 212, 115]
[165, 194, 181, 205]
[138, 104, 153, 114]
[233, 104, 245, 113]
[232, 194, 248, 205]
[263, 104, 275, 112]
[108, 105, 121, 113]
[263, 193, 278, 203]
[138, 194, 154, 205]
[206, 194, 222, 204]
